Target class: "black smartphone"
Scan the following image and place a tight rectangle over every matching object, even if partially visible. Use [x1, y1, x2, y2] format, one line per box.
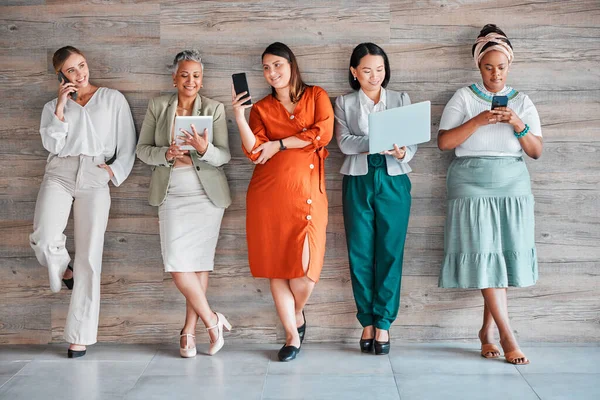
[57, 71, 78, 100]
[491, 95, 508, 110]
[232, 73, 251, 106]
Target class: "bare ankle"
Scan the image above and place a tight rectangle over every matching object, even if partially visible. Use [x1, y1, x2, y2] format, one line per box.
[375, 328, 389, 342]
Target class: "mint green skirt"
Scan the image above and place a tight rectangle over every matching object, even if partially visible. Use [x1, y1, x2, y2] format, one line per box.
[438, 157, 538, 289]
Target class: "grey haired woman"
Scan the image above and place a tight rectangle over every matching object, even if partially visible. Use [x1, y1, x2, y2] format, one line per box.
[137, 50, 232, 357]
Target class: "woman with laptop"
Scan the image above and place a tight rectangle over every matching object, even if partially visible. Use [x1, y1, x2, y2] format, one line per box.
[30, 46, 136, 358]
[231, 42, 334, 362]
[437, 25, 543, 365]
[137, 50, 232, 358]
[334, 43, 417, 355]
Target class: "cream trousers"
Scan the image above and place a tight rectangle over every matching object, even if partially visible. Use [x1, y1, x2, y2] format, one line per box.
[30, 155, 111, 345]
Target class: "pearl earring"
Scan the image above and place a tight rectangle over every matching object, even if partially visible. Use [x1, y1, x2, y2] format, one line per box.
[354, 76, 357, 81]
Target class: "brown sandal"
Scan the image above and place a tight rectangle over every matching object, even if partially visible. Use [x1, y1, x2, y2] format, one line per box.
[505, 349, 530, 365]
[480, 343, 500, 359]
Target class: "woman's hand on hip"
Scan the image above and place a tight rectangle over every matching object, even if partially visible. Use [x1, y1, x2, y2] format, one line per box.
[98, 164, 114, 179]
[252, 141, 279, 164]
[382, 144, 406, 160]
[179, 124, 208, 155]
[490, 107, 525, 132]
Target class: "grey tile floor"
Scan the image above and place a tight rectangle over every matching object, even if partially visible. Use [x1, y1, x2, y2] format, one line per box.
[0, 342, 598, 400]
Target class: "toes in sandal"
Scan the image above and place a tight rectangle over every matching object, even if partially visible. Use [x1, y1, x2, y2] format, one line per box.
[480, 343, 500, 359]
[505, 349, 530, 365]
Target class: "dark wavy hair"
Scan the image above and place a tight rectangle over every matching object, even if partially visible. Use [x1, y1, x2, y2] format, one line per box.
[471, 24, 513, 57]
[348, 43, 391, 91]
[262, 42, 307, 103]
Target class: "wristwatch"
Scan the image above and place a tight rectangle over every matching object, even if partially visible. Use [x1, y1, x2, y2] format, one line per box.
[279, 139, 287, 151]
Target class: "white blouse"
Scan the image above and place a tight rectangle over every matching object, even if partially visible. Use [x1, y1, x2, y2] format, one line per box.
[439, 83, 542, 157]
[39, 87, 136, 186]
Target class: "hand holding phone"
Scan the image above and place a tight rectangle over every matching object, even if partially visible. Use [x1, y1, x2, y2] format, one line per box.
[232, 73, 251, 106]
[57, 72, 78, 101]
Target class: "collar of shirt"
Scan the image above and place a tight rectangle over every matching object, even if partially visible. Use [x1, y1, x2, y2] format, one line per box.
[358, 87, 387, 112]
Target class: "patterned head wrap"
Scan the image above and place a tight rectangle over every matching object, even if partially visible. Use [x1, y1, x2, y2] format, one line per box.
[473, 32, 514, 68]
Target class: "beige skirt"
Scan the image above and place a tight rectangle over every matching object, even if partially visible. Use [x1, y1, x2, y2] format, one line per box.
[159, 166, 225, 272]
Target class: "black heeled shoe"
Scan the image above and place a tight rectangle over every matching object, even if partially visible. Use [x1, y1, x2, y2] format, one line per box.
[360, 338, 374, 353]
[374, 339, 390, 355]
[62, 265, 74, 290]
[278, 344, 300, 362]
[297, 310, 306, 344]
[67, 348, 86, 358]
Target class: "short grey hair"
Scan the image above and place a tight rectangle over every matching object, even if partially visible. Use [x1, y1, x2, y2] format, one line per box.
[168, 49, 204, 73]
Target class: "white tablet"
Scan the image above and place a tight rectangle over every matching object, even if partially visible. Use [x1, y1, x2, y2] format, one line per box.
[368, 101, 431, 154]
[174, 116, 213, 151]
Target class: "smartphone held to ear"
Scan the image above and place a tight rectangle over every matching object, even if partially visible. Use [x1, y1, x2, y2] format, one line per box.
[57, 72, 78, 101]
[232, 73, 251, 106]
[491, 95, 508, 110]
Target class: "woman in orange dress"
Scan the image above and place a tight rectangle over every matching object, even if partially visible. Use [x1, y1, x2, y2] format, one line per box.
[232, 42, 333, 361]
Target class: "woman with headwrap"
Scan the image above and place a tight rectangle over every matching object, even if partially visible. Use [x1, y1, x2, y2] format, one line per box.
[437, 24, 543, 365]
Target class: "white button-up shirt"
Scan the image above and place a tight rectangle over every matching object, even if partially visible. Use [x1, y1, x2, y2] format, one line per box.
[39, 87, 137, 186]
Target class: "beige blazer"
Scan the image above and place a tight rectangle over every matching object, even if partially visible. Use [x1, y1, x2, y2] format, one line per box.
[136, 93, 232, 207]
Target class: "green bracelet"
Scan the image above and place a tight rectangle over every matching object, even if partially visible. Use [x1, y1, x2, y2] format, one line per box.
[514, 124, 529, 138]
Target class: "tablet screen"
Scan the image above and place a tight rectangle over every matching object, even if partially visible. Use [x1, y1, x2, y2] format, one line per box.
[174, 116, 213, 151]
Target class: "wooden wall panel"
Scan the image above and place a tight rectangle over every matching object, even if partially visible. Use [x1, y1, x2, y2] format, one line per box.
[0, 0, 598, 345]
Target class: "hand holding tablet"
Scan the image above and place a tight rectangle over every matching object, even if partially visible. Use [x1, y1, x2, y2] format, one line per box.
[174, 116, 213, 151]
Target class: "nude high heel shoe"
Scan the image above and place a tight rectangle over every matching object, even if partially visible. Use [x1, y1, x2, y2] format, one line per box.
[179, 332, 197, 358]
[206, 312, 232, 356]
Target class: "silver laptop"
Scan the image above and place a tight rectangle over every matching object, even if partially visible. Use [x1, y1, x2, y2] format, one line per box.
[368, 100, 431, 154]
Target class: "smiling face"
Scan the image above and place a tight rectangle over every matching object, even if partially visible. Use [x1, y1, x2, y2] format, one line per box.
[262, 54, 291, 90]
[351, 54, 386, 93]
[479, 50, 509, 93]
[173, 60, 203, 98]
[60, 53, 89, 88]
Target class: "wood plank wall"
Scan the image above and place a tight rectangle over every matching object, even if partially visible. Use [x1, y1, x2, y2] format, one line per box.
[1, 0, 598, 345]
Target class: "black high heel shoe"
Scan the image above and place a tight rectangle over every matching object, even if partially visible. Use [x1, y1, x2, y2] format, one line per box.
[62, 264, 74, 290]
[360, 338, 374, 353]
[297, 310, 306, 344]
[278, 344, 300, 362]
[67, 348, 86, 358]
[374, 339, 390, 355]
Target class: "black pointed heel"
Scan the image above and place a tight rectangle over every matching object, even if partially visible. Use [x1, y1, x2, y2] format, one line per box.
[297, 310, 306, 344]
[62, 265, 74, 290]
[360, 338, 374, 353]
[67, 348, 86, 358]
[374, 339, 390, 355]
[278, 345, 300, 362]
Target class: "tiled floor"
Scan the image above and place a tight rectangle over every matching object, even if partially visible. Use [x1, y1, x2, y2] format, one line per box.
[0, 342, 598, 400]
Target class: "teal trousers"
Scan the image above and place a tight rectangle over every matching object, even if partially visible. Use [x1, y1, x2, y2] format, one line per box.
[342, 154, 411, 330]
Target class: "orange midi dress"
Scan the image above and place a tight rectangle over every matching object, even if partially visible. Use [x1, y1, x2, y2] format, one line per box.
[244, 85, 334, 282]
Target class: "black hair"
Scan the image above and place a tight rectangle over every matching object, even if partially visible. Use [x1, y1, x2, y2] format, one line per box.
[348, 43, 391, 91]
[262, 42, 307, 103]
[472, 24, 513, 57]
